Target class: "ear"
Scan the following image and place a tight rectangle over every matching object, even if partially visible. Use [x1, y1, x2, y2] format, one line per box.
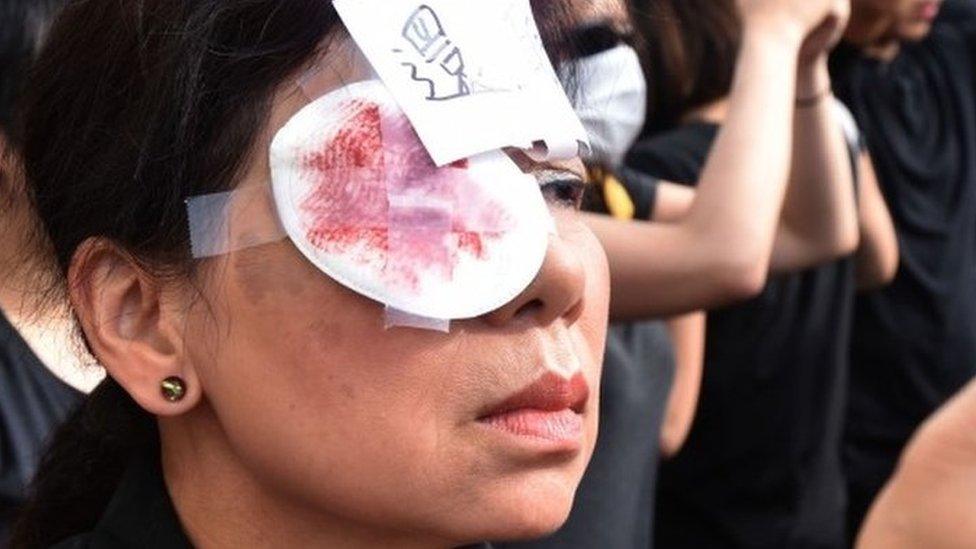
[69, 238, 202, 416]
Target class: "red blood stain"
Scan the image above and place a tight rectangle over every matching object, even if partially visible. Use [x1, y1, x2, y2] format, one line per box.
[298, 99, 508, 294]
[457, 232, 485, 258]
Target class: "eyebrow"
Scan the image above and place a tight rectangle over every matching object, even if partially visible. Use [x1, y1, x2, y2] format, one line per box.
[531, 162, 588, 182]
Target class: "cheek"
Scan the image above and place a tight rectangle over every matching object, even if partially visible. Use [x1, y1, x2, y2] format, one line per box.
[185, 249, 470, 523]
[577, 224, 611, 410]
[559, 213, 611, 348]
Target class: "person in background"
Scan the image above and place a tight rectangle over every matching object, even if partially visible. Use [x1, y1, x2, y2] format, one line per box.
[506, 0, 871, 547]
[828, 0, 976, 539]
[0, 0, 99, 540]
[500, 8, 706, 549]
[618, 0, 899, 547]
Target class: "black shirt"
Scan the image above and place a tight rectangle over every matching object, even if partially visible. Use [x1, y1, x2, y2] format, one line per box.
[49, 443, 495, 548]
[1, 309, 82, 541]
[629, 122, 856, 549]
[51, 447, 191, 549]
[497, 321, 675, 549]
[829, 0, 976, 530]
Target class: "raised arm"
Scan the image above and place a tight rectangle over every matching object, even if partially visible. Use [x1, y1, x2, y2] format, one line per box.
[774, 45, 860, 272]
[588, 0, 848, 319]
[853, 151, 899, 290]
[659, 312, 706, 458]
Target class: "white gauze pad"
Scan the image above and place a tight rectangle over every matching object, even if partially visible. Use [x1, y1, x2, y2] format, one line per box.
[269, 80, 552, 320]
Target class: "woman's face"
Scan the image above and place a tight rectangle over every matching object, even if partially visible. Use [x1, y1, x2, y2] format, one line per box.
[174, 50, 610, 544]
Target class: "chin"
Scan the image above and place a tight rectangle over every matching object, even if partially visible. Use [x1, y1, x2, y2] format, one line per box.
[480, 507, 573, 543]
[459, 477, 579, 543]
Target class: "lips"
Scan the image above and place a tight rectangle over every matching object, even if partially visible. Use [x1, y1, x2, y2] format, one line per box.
[917, 1, 941, 21]
[484, 372, 589, 415]
[478, 372, 589, 443]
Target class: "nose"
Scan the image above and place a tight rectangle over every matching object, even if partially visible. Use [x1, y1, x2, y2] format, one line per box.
[483, 234, 587, 327]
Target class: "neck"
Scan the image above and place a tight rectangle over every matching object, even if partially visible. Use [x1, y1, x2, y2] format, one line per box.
[845, 10, 902, 62]
[162, 409, 455, 549]
[684, 98, 730, 125]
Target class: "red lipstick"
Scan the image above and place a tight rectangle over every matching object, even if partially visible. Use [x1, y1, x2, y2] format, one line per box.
[917, 1, 941, 21]
[479, 372, 589, 446]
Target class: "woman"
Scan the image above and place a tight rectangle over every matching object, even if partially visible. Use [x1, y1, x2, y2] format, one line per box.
[10, 0, 852, 547]
[623, 0, 898, 547]
[8, 1, 612, 547]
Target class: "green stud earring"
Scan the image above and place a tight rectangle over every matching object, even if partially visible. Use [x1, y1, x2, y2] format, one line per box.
[161, 377, 187, 403]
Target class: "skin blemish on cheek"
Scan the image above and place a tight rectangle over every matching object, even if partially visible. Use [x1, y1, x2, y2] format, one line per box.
[298, 99, 511, 292]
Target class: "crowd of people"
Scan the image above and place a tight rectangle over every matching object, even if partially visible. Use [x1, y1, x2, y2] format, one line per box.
[0, 0, 974, 547]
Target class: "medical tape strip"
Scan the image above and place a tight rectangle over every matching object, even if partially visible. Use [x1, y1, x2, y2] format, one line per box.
[187, 184, 286, 259]
[384, 306, 451, 333]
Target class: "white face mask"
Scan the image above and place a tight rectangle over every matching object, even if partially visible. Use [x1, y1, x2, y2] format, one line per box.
[572, 44, 648, 168]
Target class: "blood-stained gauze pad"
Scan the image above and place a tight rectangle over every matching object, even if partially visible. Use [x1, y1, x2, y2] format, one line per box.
[188, 80, 552, 323]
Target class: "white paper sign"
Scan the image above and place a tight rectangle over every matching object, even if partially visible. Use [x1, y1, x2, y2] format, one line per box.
[333, 0, 590, 166]
[269, 81, 553, 320]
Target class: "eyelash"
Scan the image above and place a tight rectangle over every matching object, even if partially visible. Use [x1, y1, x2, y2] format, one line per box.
[539, 177, 586, 209]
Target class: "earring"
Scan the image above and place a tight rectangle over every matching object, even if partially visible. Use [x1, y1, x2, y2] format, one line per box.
[160, 377, 187, 403]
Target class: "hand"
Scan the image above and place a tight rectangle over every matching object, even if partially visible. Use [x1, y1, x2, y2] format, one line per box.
[737, 0, 839, 42]
[856, 379, 976, 548]
[798, 0, 850, 67]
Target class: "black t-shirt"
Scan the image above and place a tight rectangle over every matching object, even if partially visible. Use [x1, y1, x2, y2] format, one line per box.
[0, 309, 83, 540]
[47, 442, 497, 549]
[629, 122, 856, 549]
[829, 0, 976, 525]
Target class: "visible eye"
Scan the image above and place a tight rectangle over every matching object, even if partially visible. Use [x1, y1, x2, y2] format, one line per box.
[536, 170, 586, 209]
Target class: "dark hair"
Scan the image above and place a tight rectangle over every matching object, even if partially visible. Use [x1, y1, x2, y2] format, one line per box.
[0, 0, 65, 212]
[0, 0, 65, 133]
[10, 1, 579, 545]
[629, 0, 741, 134]
[10, 1, 341, 545]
